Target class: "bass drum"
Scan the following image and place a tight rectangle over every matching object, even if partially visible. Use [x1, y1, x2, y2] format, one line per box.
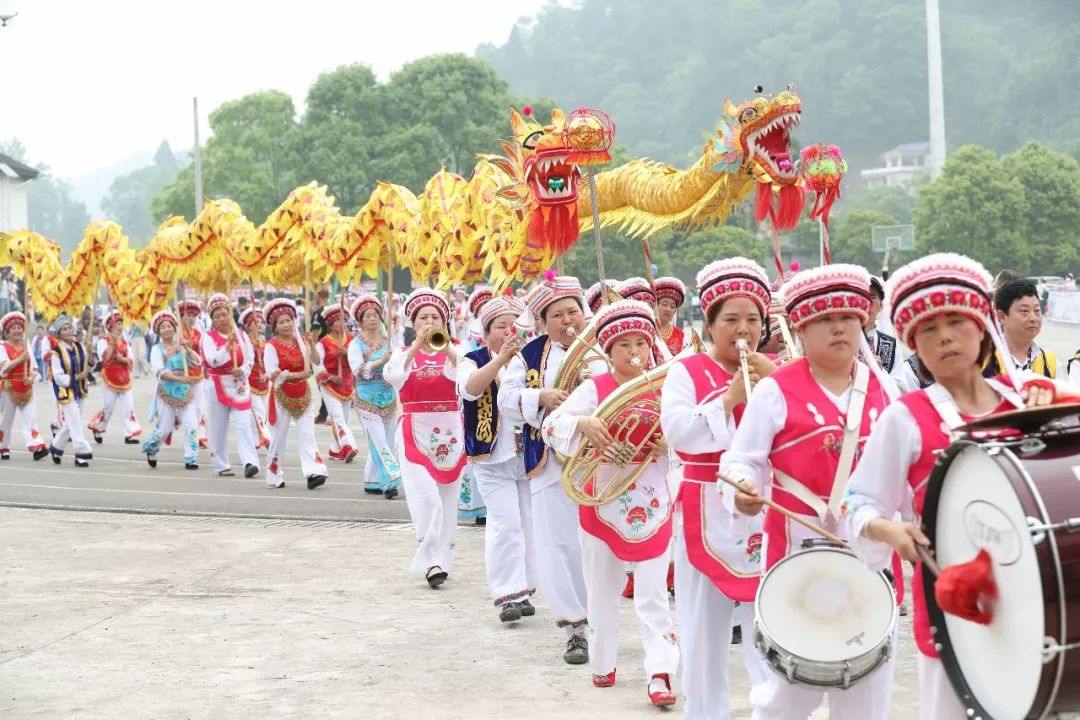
[922, 437, 1080, 719]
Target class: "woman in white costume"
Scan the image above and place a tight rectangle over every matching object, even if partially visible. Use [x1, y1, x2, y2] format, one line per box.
[384, 289, 466, 588]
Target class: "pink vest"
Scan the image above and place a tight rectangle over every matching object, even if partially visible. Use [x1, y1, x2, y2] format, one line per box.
[399, 351, 465, 484]
[578, 374, 672, 562]
[899, 386, 1014, 658]
[674, 352, 761, 601]
[764, 358, 904, 604]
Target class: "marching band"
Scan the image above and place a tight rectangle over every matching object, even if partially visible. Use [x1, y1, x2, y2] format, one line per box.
[6, 249, 1077, 719]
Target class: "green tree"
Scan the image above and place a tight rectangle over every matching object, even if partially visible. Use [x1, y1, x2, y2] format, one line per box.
[152, 91, 300, 224]
[1000, 141, 1080, 275]
[386, 54, 517, 175]
[842, 184, 918, 225]
[663, 225, 764, 289]
[101, 141, 181, 244]
[914, 145, 1029, 273]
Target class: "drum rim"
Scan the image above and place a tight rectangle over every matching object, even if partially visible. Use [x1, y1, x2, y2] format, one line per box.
[754, 545, 898, 687]
[921, 439, 1066, 719]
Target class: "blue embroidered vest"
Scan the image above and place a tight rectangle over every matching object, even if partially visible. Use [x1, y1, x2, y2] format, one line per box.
[521, 336, 552, 478]
[463, 348, 500, 460]
[50, 341, 88, 404]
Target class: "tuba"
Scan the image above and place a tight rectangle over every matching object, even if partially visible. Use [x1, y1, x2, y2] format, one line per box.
[561, 341, 699, 506]
[552, 319, 611, 394]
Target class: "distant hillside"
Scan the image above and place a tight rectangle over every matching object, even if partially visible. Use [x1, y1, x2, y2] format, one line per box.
[477, 0, 1080, 175]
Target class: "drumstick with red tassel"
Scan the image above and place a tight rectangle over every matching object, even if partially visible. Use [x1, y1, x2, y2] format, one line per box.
[919, 545, 998, 626]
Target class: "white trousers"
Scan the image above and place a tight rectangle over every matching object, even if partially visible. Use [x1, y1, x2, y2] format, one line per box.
[250, 393, 270, 448]
[144, 400, 199, 464]
[532, 481, 589, 635]
[266, 405, 327, 487]
[0, 393, 46, 451]
[472, 457, 537, 603]
[750, 624, 896, 720]
[53, 399, 92, 457]
[88, 386, 142, 438]
[674, 525, 767, 720]
[321, 392, 358, 455]
[196, 380, 208, 444]
[918, 654, 966, 720]
[358, 412, 400, 492]
[581, 531, 679, 678]
[206, 398, 259, 473]
[397, 423, 461, 576]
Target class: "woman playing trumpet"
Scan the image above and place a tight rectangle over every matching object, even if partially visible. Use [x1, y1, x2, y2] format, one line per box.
[384, 288, 466, 589]
[659, 257, 775, 720]
[541, 299, 679, 708]
[87, 310, 142, 445]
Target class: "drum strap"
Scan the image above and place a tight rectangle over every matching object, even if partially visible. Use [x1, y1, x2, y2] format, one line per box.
[775, 362, 870, 529]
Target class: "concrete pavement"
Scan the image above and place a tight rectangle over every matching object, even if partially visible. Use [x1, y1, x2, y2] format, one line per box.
[0, 507, 924, 719]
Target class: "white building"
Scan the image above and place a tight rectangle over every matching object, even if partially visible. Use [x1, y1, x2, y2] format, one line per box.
[860, 141, 931, 189]
[0, 152, 38, 232]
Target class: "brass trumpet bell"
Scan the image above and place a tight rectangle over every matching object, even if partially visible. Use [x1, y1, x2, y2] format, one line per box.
[552, 320, 612, 394]
[428, 328, 450, 351]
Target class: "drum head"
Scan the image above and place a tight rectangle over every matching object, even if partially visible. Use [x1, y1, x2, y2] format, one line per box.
[756, 548, 894, 663]
[926, 443, 1045, 719]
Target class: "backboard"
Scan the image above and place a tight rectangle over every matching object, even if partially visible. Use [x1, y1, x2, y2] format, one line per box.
[871, 225, 915, 253]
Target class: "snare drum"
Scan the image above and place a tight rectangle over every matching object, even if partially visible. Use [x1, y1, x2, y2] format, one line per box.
[922, 437, 1080, 719]
[754, 543, 897, 689]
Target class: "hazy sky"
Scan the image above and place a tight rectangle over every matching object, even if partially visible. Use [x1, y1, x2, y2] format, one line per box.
[1, 0, 548, 179]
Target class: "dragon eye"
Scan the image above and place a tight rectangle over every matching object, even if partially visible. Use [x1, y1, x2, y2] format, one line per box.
[522, 131, 543, 150]
[739, 108, 757, 124]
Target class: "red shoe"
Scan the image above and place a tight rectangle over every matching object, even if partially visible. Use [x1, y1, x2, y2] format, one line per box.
[592, 670, 616, 688]
[327, 448, 345, 461]
[621, 572, 634, 599]
[648, 673, 677, 707]
[667, 561, 675, 596]
[344, 448, 358, 463]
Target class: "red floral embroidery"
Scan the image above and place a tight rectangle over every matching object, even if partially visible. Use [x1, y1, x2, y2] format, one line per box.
[628, 482, 638, 491]
[435, 444, 450, 459]
[649, 498, 660, 509]
[812, 298, 828, 312]
[949, 290, 965, 305]
[315, 453, 324, 464]
[746, 533, 762, 557]
[626, 507, 648, 525]
[269, 458, 279, 474]
[830, 296, 845, 308]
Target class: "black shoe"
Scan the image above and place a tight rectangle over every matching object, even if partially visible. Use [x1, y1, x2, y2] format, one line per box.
[0, 451, 8, 460]
[74, 458, 89, 468]
[185, 462, 199, 471]
[519, 599, 536, 617]
[124, 438, 140, 445]
[426, 566, 448, 588]
[147, 456, 158, 469]
[94, 435, 103, 445]
[499, 603, 522, 623]
[50, 448, 61, 464]
[475, 516, 487, 526]
[384, 487, 398, 500]
[364, 487, 382, 495]
[731, 625, 742, 645]
[32, 448, 49, 461]
[244, 463, 258, 478]
[563, 634, 589, 665]
[307, 475, 327, 490]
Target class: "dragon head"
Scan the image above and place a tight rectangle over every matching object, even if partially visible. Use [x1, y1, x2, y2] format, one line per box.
[712, 88, 805, 230]
[510, 107, 582, 210]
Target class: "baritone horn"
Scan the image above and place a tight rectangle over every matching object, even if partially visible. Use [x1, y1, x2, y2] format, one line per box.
[552, 320, 611, 394]
[562, 356, 669, 507]
[428, 327, 450, 351]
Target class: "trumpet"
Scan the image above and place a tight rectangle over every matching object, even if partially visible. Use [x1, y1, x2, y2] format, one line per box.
[736, 338, 753, 399]
[428, 327, 450, 351]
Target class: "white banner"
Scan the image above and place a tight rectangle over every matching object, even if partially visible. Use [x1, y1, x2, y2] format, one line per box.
[1046, 290, 1080, 325]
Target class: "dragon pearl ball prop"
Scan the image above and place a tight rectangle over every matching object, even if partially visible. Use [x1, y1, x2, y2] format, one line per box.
[567, 114, 606, 152]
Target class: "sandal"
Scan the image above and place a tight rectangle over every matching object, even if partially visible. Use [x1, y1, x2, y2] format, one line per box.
[426, 566, 448, 588]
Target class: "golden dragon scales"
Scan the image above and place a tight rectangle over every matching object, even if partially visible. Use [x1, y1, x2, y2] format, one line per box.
[0, 89, 806, 319]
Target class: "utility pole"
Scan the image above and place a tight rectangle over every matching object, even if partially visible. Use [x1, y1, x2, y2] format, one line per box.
[926, 0, 947, 180]
[193, 97, 204, 214]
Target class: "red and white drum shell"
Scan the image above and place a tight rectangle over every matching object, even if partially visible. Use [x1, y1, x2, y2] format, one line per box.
[922, 436, 1080, 719]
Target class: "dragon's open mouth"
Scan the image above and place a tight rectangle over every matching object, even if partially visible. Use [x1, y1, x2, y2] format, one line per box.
[749, 111, 800, 182]
[525, 152, 581, 205]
